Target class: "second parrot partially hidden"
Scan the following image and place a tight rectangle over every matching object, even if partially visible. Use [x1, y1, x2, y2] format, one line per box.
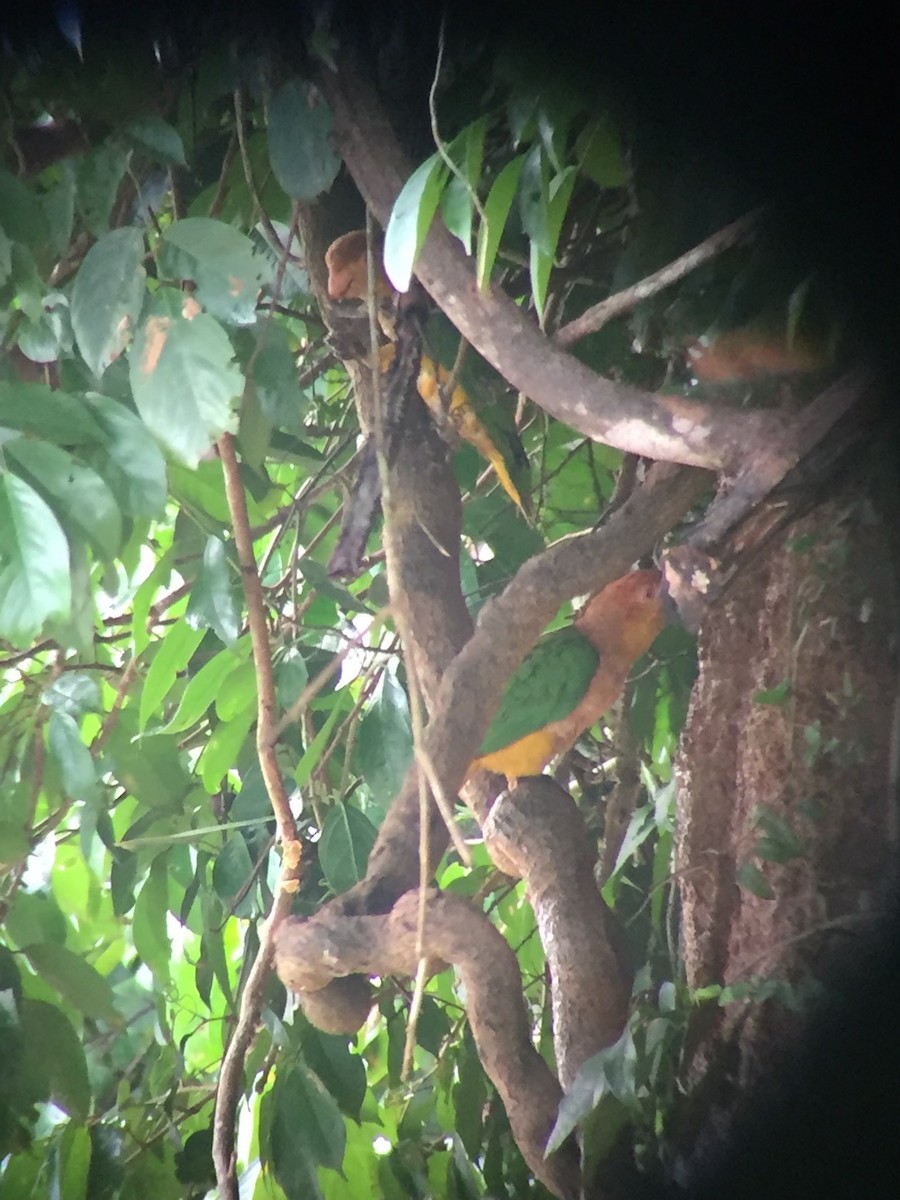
[325, 230, 530, 515]
[470, 568, 665, 781]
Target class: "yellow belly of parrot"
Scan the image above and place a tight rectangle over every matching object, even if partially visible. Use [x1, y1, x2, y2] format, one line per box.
[469, 663, 629, 782]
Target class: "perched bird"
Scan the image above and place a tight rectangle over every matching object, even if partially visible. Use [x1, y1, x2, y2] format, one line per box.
[470, 568, 665, 781]
[324, 230, 530, 514]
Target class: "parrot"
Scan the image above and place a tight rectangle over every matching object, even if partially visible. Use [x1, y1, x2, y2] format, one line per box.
[469, 568, 665, 780]
[324, 230, 531, 515]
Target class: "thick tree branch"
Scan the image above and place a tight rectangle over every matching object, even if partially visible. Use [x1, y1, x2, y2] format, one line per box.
[318, 56, 783, 473]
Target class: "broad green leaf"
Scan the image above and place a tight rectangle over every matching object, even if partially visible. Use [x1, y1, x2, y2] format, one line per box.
[42, 673, 101, 719]
[165, 638, 252, 733]
[75, 142, 127, 236]
[81, 391, 167, 517]
[476, 155, 525, 289]
[197, 702, 256, 793]
[384, 153, 448, 293]
[300, 1027, 367, 1123]
[352, 671, 413, 810]
[0, 224, 12, 285]
[249, 322, 307, 433]
[546, 1029, 637, 1153]
[275, 648, 309, 712]
[19, 999, 90, 1121]
[160, 218, 262, 326]
[129, 311, 242, 468]
[319, 804, 378, 894]
[71, 228, 146, 376]
[211, 834, 257, 918]
[267, 79, 341, 202]
[17, 293, 71, 364]
[108, 731, 192, 811]
[754, 680, 792, 705]
[440, 175, 474, 254]
[0, 473, 71, 646]
[272, 1063, 346, 1182]
[4, 890, 67, 948]
[6, 437, 123, 560]
[214, 659, 258, 721]
[132, 856, 171, 984]
[124, 115, 186, 165]
[0, 383, 104, 445]
[139, 617, 206, 731]
[0, 170, 49, 249]
[42, 165, 76, 258]
[185, 535, 241, 645]
[576, 114, 626, 188]
[47, 710, 100, 805]
[23, 943, 116, 1020]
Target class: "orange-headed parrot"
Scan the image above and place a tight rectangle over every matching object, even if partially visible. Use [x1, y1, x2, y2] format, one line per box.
[325, 230, 530, 514]
[469, 568, 665, 780]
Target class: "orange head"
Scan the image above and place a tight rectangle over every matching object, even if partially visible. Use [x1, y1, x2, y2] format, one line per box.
[325, 229, 393, 303]
[574, 567, 665, 665]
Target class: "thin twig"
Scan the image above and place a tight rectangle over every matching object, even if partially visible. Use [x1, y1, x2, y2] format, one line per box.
[211, 432, 302, 1200]
[555, 207, 765, 347]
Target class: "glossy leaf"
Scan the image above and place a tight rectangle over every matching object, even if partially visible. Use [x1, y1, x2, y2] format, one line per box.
[23, 943, 116, 1021]
[139, 617, 206, 731]
[352, 671, 413, 809]
[476, 154, 525, 289]
[124, 115, 186, 165]
[267, 78, 342, 201]
[384, 153, 448, 292]
[71, 227, 146, 375]
[19, 1000, 90, 1121]
[132, 856, 171, 983]
[319, 803, 378, 894]
[185, 535, 241, 645]
[129, 310, 242, 468]
[160, 218, 262, 326]
[0, 473, 71, 646]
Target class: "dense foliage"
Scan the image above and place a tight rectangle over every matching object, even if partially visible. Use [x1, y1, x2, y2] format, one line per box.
[0, 16, 833, 1200]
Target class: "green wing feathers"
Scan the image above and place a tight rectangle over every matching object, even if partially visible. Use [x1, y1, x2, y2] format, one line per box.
[479, 627, 599, 755]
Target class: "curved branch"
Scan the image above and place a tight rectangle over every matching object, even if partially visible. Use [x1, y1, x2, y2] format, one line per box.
[318, 56, 784, 473]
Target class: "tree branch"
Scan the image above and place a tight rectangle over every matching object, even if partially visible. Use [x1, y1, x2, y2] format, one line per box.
[318, 55, 783, 473]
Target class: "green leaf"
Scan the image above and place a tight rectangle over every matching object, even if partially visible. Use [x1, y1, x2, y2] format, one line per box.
[518, 142, 549, 253]
[0, 821, 29, 867]
[165, 639, 252, 733]
[272, 1063, 346, 1183]
[576, 114, 627, 188]
[57, 1123, 92, 1200]
[546, 1029, 637, 1153]
[160, 218, 262, 326]
[19, 999, 91, 1121]
[81, 391, 167, 517]
[139, 617, 206, 731]
[6, 437, 123, 560]
[267, 79, 342, 201]
[47, 711, 100, 805]
[293, 695, 346, 790]
[197, 703, 256, 793]
[530, 166, 577, 323]
[71, 228, 146, 376]
[736, 861, 775, 899]
[214, 659, 258, 721]
[384, 153, 448, 292]
[352, 672, 413, 809]
[132, 856, 171, 984]
[211, 834, 257, 918]
[0, 170, 49, 249]
[124, 116, 187, 165]
[4, 889, 67, 948]
[319, 804, 378, 894]
[275, 648, 309, 711]
[0, 383, 104, 445]
[129, 310, 242, 468]
[42, 165, 76, 259]
[41, 673, 101, 719]
[476, 155, 525, 289]
[300, 1027, 367, 1123]
[440, 177, 474, 254]
[23, 943, 116, 1020]
[754, 680, 792, 705]
[75, 142, 128, 237]
[0, 473, 71, 646]
[185, 536, 241, 645]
